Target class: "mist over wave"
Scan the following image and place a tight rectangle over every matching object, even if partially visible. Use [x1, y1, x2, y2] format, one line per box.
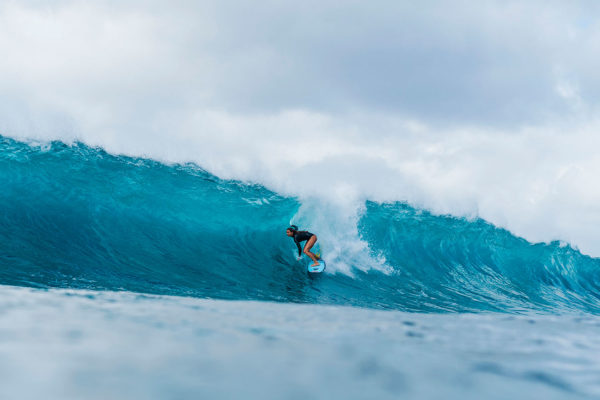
[1, 136, 600, 313]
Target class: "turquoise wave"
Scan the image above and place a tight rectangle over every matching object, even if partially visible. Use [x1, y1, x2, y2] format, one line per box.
[1, 136, 599, 313]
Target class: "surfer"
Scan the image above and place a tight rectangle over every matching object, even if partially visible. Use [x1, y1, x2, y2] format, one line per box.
[286, 225, 320, 267]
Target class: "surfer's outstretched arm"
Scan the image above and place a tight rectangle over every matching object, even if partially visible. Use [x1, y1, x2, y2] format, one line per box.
[295, 238, 302, 258]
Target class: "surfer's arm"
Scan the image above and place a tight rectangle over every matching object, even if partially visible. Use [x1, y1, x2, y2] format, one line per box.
[295, 239, 302, 257]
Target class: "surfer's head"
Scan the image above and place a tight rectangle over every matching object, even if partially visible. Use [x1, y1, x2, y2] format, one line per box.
[286, 225, 298, 236]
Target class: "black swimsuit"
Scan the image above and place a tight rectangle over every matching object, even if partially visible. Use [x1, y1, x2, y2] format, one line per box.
[292, 231, 314, 257]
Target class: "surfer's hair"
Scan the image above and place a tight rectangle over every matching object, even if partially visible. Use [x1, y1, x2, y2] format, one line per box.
[287, 225, 298, 232]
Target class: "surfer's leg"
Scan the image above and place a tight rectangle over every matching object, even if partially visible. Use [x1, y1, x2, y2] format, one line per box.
[303, 235, 320, 266]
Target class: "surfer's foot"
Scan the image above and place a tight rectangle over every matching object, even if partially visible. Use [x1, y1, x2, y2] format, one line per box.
[311, 262, 320, 267]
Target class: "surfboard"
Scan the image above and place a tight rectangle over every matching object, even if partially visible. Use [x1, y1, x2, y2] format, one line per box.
[307, 259, 326, 273]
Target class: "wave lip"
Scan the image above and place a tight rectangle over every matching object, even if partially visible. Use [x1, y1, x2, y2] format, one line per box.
[1, 136, 600, 313]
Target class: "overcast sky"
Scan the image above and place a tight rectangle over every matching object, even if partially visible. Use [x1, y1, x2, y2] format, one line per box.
[2, 0, 600, 127]
[2, 0, 600, 256]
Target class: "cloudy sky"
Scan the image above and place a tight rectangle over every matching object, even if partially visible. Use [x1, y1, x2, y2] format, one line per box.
[2, 0, 600, 255]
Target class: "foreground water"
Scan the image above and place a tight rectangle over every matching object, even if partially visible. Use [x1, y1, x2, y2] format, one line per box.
[0, 285, 599, 400]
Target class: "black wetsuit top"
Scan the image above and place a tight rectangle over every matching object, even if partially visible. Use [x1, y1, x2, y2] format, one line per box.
[292, 231, 314, 257]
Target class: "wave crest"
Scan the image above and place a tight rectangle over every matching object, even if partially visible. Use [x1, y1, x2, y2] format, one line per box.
[1, 136, 599, 313]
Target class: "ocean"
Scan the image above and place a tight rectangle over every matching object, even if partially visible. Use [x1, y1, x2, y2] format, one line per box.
[1, 136, 600, 399]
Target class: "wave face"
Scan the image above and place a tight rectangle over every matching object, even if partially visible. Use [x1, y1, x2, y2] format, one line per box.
[1, 136, 600, 313]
